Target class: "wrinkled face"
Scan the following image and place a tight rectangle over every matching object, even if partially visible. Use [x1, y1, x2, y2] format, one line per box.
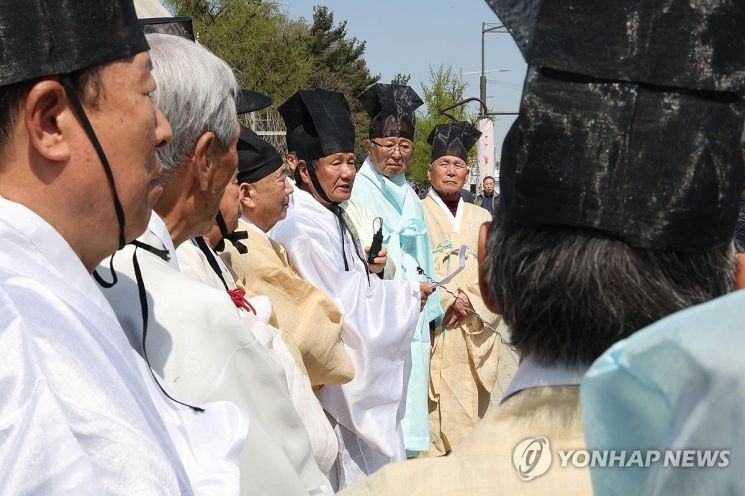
[84, 52, 172, 242]
[196, 121, 240, 235]
[365, 137, 414, 178]
[307, 152, 356, 204]
[427, 155, 468, 196]
[219, 171, 241, 232]
[483, 178, 495, 194]
[245, 166, 294, 231]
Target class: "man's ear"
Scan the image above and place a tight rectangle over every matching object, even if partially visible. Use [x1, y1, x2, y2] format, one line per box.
[364, 139, 373, 155]
[426, 163, 433, 184]
[478, 221, 500, 314]
[735, 253, 745, 290]
[298, 159, 310, 186]
[192, 131, 216, 192]
[24, 80, 72, 163]
[240, 182, 257, 208]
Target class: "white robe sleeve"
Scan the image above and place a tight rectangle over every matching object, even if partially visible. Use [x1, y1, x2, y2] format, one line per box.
[275, 225, 420, 457]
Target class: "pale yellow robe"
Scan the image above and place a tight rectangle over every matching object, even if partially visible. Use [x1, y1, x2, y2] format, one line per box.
[221, 219, 355, 388]
[423, 191, 518, 455]
[339, 386, 593, 496]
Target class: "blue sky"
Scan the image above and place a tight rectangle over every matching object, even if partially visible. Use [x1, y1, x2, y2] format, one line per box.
[278, 0, 527, 153]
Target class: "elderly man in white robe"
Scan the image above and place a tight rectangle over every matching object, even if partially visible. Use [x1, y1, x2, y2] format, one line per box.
[422, 122, 518, 456]
[271, 90, 422, 490]
[0, 1, 247, 494]
[98, 34, 333, 496]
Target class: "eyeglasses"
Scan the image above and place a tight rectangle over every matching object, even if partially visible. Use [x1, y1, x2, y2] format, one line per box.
[435, 161, 468, 171]
[370, 140, 414, 155]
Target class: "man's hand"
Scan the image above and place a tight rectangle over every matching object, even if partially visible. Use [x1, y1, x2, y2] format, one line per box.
[365, 245, 387, 274]
[419, 282, 434, 312]
[443, 290, 471, 329]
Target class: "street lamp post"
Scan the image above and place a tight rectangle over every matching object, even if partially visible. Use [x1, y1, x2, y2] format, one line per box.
[476, 22, 509, 193]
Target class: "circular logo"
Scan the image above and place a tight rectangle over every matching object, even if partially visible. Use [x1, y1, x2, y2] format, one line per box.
[512, 437, 552, 481]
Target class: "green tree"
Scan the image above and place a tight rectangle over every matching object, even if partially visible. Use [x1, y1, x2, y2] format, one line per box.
[165, 0, 314, 102]
[305, 6, 379, 161]
[391, 73, 411, 86]
[407, 65, 470, 185]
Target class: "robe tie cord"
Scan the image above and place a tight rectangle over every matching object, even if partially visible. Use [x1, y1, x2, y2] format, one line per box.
[416, 265, 515, 350]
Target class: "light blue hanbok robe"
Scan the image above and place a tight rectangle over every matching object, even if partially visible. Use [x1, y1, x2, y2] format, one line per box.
[581, 289, 745, 496]
[351, 157, 445, 454]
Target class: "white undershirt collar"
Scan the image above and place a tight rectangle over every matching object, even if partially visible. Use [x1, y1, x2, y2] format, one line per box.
[428, 188, 464, 233]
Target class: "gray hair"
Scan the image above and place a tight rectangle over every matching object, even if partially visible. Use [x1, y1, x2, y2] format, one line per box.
[484, 211, 737, 367]
[146, 33, 238, 176]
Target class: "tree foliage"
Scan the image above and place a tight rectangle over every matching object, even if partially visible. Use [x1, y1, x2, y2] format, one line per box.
[163, 1, 379, 161]
[406, 65, 471, 185]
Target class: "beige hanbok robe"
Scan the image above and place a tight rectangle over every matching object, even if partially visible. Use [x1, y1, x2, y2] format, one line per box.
[422, 190, 518, 455]
[221, 218, 355, 388]
[339, 358, 593, 496]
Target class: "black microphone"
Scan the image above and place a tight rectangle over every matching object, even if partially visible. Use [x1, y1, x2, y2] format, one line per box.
[367, 217, 384, 264]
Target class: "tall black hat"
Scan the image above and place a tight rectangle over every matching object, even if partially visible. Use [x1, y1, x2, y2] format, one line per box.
[486, 0, 745, 251]
[278, 90, 355, 162]
[140, 16, 195, 41]
[236, 126, 284, 184]
[428, 122, 482, 162]
[1, 0, 148, 87]
[359, 83, 423, 141]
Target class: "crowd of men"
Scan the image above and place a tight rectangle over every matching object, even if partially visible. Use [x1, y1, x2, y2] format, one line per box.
[1, 0, 745, 495]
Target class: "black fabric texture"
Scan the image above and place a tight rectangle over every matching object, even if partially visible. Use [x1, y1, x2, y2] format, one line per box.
[279, 90, 355, 162]
[500, 67, 745, 251]
[484, 0, 745, 94]
[428, 121, 482, 162]
[1, 0, 148, 86]
[236, 126, 283, 184]
[358, 83, 423, 140]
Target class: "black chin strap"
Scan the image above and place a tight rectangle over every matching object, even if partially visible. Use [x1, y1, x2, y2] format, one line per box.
[62, 75, 127, 289]
[304, 161, 370, 281]
[131, 242, 205, 413]
[194, 236, 230, 291]
[60, 76, 126, 250]
[214, 212, 248, 254]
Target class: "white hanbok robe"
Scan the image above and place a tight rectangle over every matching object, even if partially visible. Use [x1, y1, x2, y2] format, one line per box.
[271, 188, 420, 489]
[100, 213, 333, 496]
[0, 196, 244, 495]
[176, 238, 339, 476]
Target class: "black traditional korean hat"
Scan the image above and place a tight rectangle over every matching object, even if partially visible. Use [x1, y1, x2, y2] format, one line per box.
[359, 83, 423, 141]
[236, 126, 284, 184]
[279, 90, 355, 163]
[428, 122, 482, 162]
[485, 0, 745, 251]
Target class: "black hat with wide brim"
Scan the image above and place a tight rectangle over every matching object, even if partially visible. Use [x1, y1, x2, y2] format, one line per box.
[1, 0, 148, 87]
[486, 0, 745, 251]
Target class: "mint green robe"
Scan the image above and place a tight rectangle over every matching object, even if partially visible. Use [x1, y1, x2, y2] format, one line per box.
[351, 157, 444, 454]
